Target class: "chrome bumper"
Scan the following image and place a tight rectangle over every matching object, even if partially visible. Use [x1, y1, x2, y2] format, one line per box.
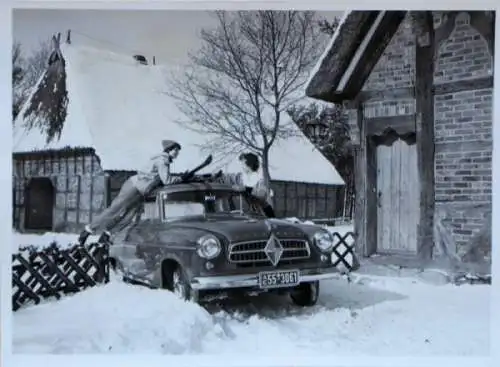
[190, 268, 339, 290]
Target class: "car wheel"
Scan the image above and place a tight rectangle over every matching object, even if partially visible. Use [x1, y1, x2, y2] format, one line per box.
[162, 263, 198, 302]
[289, 281, 319, 307]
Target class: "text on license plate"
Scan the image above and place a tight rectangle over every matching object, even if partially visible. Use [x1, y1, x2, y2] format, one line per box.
[258, 269, 300, 289]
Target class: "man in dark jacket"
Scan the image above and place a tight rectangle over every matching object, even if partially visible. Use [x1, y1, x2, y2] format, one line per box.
[78, 140, 181, 245]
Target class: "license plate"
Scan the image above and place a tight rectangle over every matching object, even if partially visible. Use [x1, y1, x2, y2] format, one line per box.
[258, 269, 300, 289]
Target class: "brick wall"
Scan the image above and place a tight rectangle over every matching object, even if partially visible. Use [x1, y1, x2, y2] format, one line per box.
[434, 13, 493, 83]
[433, 12, 493, 253]
[362, 13, 416, 91]
[13, 151, 107, 232]
[346, 13, 417, 141]
[348, 11, 493, 257]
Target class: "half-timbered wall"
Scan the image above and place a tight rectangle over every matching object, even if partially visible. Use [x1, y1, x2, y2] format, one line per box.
[271, 181, 344, 220]
[13, 151, 343, 232]
[13, 150, 107, 232]
[345, 11, 493, 258]
[105, 175, 344, 220]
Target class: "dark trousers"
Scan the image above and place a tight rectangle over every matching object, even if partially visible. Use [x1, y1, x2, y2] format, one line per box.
[88, 177, 142, 233]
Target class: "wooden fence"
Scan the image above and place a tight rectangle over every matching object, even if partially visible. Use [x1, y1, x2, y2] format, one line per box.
[12, 230, 357, 311]
[12, 242, 110, 311]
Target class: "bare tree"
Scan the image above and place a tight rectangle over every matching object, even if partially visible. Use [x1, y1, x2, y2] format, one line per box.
[168, 11, 324, 184]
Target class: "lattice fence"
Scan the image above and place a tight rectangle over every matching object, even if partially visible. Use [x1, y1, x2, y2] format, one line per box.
[12, 242, 110, 311]
[330, 231, 358, 272]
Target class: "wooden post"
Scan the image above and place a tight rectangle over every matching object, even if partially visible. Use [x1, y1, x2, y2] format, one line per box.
[365, 135, 378, 255]
[354, 101, 378, 257]
[66, 30, 71, 44]
[354, 104, 367, 256]
[414, 11, 436, 263]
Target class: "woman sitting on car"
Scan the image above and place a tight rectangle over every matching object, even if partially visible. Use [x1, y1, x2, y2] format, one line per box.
[227, 152, 275, 218]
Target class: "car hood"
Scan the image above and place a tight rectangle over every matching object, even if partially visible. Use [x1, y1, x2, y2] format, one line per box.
[169, 217, 312, 243]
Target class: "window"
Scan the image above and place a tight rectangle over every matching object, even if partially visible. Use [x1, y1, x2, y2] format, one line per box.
[159, 189, 264, 221]
[142, 201, 158, 220]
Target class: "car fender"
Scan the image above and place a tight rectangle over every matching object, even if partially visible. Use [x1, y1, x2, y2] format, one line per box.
[154, 252, 196, 288]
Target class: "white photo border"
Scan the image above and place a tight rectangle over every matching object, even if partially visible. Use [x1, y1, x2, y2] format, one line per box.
[2, 1, 499, 366]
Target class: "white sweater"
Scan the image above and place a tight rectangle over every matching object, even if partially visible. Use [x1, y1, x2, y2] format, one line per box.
[228, 168, 273, 205]
[130, 153, 172, 194]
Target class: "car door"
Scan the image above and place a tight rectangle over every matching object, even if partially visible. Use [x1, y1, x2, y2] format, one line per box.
[112, 199, 160, 277]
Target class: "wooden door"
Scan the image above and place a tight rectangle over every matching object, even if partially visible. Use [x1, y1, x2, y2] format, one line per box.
[24, 177, 55, 231]
[376, 137, 419, 254]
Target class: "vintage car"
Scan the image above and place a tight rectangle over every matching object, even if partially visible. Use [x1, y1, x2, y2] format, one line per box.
[109, 178, 359, 307]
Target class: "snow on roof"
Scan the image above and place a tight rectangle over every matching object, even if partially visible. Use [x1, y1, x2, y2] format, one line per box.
[305, 10, 352, 94]
[13, 43, 344, 186]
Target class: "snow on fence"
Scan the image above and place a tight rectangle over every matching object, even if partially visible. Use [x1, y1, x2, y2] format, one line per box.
[12, 242, 110, 311]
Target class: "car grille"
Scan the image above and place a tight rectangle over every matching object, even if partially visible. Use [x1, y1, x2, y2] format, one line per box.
[228, 238, 311, 267]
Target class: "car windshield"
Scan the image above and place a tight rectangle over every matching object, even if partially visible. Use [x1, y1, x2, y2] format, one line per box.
[160, 189, 264, 220]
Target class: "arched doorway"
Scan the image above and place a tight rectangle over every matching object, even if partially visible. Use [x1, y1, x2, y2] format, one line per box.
[24, 177, 55, 231]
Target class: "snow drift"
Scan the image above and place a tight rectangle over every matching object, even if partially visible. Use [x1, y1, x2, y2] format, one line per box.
[13, 273, 490, 355]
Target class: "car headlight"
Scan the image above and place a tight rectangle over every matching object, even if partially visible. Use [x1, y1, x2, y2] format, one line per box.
[313, 230, 334, 252]
[196, 234, 221, 259]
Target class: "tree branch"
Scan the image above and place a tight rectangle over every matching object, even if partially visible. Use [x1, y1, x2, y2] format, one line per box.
[167, 11, 326, 180]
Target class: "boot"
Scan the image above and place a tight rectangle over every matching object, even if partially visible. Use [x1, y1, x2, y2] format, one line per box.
[78, 225, 93, 245]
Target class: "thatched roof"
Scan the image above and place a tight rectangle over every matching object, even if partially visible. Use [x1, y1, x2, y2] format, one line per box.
[13, 34, 345, 185]
[305, 11, 407, 103]
[14, 33, 70, 148]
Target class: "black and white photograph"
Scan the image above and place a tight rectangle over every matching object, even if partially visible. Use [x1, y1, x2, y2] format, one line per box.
[6, 5, 495, 359]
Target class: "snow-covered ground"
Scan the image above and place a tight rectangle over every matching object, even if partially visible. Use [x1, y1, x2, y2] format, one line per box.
[11, 223, 490, 355]
[13, 272, 490, 355]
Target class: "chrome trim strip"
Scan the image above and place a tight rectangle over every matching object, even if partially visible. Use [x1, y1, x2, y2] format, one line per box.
[190, 269, 338, 290]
